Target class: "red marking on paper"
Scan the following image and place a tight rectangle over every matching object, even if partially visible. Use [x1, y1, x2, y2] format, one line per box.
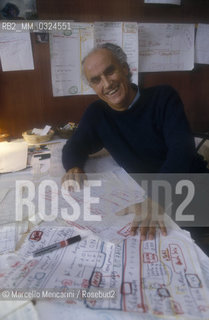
[29, 231, 43, 241]
[91, 271, 102, 287]
[143, 252, 158, 263]
[117, 223, 131, 237]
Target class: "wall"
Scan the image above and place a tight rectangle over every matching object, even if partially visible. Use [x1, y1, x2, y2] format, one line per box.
[0, 0, 209, 138]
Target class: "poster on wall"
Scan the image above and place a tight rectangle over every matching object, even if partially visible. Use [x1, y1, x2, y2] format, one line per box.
[0, 0, 37, 20]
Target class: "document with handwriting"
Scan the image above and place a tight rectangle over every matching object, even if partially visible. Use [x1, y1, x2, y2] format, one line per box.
[195, 24, 209, 65]
[50, 23, 94, 96]
[138, 23, 194, 71]
[1, 226, 209, 319]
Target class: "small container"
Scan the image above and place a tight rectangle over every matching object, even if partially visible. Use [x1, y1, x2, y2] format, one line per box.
[55, 122, 78, 139]
[22, 129, 54, 144]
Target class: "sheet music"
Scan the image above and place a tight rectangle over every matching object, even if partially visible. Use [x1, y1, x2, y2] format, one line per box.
[195, 24, 209, 65]
[138, 23, 194, 72]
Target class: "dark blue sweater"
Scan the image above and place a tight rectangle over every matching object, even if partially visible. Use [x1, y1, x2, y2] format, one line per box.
[62, 85, 208, 173]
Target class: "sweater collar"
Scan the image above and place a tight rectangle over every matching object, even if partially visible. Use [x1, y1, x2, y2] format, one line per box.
[128, 87, 140, 110]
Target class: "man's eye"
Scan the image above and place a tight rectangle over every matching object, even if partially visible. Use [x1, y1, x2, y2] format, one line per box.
[105, 67, 115, 75]
[90, 77, 100, 85]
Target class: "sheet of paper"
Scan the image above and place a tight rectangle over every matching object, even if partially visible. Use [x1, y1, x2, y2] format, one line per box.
[1, 226, 209, 319]
[0, 187, 10, 203]
[123, 22, 139, 84]
[194, 243, 209, 289]
[0, 141, 28, 173]
[138, 23, 194, 71]
[0, 221, 28, 254]
[50, 23, 94, 97]
[35, 168, 145, 242]
[0, 301, 38, 320]
[0, 301, 29, 318]
[94, 21, 123, 46]
[0, 175, 33, 225]
[94, 22, 138, 84]
[144, 0, 181, 5]
[0, 223, 16, 254]
[0, 30, 34, 71]
[36, 300, 168, 320]
[195, 24, 209, 65]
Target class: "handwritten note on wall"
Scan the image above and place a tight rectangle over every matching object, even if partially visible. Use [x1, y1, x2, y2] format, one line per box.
[50, 22, 138, 96]
[50, 23, 94, 97]
[138, 23, 195, 72]
[195, 24, 209, 65]
[0, 31, 34, 71]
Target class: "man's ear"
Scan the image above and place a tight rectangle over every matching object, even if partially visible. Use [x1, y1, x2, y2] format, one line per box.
[122, 62, 129, 77]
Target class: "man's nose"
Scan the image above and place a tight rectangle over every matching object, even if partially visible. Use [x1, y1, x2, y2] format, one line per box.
[101, 75, 111, 88]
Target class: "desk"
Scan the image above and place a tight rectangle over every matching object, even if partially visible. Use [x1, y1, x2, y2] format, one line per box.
[0, 141, 209, 320]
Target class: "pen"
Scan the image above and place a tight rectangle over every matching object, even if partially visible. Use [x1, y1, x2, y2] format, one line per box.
[33, 235, 81, 257]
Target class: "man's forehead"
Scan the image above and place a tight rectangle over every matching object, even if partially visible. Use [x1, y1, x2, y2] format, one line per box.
[84, 49, 116, 68]
[83, 49, 119, 78]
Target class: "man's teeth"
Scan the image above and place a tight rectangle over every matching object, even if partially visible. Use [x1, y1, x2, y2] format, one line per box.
[107, 88, 118, 95]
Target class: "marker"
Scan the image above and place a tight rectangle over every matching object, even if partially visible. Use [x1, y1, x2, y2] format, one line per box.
[33, 235, 81, 257]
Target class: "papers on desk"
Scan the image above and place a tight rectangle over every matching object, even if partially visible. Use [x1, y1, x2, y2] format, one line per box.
[1, 224, 209, 319]
[138, 23, 195, 72]
[0, 221, 28, 254]
[0, 30, 34, 71]
[0, 141, 28, 173]
[36, 168, 145, 242]
[0, 301, 38, 320]
[0, 146, 209, 319]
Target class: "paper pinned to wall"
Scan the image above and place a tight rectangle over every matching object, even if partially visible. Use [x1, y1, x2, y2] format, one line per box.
[50, 22, 94, 97]
[0, 30, 34, 71]
[94, 22, 139, 85]
[138, 23, 195, 72]
[144, 0, 181, 5]
[195, 24, 209, 65]
[94, 21, 123, 46]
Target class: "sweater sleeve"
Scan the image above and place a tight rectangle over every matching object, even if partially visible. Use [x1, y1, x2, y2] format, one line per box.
[159, 87, 196, 173]
[62, 105, 103, 171]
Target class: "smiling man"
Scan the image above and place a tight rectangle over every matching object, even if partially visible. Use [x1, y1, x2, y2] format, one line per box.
[83, 46, 136, 111]
[62, 43, 208, 240]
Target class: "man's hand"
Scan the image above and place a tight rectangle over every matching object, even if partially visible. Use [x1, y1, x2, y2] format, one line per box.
[62, 167, 87, 191]
[116, 198, 167, 240]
